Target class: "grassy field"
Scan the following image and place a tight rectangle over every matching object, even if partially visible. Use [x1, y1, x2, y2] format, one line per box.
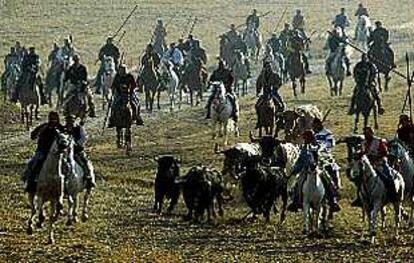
[1, 0, 414, 261]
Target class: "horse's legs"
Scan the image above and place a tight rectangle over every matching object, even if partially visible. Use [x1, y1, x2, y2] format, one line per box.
[125, 128, 132, 155]
[73, 194, 79, 223]
[394, 202, 402, 238]
[48, 200, 58, 244]
[157, 90, 161, 110]
[301, 76, 306, 94]
[116, 128, 122, 148]
[377, 73, 382, 92]
[67, 195, 75, 226]
[369, 204, 379, 237]
[303, 200, 310, 235]
[223, 121, 228, 146]
[327, 76, 334, 96]
[190, 87, 194, 107]
[145, 89, 149, 111]
[339, 80, 343, 96]
[292, 80, 297, 97]
[27, 193, 36, 235]
[385, 72, 390, 92]
[354, 113, 360, 133]
[82, 188, 91, 222]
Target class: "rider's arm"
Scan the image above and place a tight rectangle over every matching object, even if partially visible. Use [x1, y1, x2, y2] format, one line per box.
[77, 126, 87, 146]
[30, 123, 47, 140]
[378, 140, 388, 158]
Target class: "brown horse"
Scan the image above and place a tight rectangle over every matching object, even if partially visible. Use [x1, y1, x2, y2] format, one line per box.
[138, 56, 160, 113]
[181, 58, 208, 106]
[287, 51, 306, 97]
[18, 73, 41, 130]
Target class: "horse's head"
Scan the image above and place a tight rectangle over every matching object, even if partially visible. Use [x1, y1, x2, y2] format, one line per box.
[52, 132, 73, 155]
[387, 138, 409, 166]
[210, 81, 226, 100]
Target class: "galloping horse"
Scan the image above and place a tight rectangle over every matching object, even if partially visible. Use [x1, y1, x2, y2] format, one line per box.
[100, 55, 116, 110]
[326, 44, 347, 96]
[287, 51, 306, 97]
[61, 83, 89, 124]
[368, 44, 395, 92]
[17, 73, 41, 130]
[159, 60, 180, 112]
[110, 91, 134, 155]
[232, 51, 249, 96]
[209, 82, 239, 151]
[355, 15, 372, 52]
[243, 24, 262, 61]
[352, 83, 379, 133]
[139, 55, 160, 113]
[181, 57, 208, 106]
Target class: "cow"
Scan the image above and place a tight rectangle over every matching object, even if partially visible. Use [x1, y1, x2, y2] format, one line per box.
[153, 155, 181, 214]
[240, 156, 288, 223]
[178, 166, 224, 222]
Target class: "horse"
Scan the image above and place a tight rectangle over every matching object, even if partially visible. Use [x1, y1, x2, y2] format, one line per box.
[243, 24, 262, 61]
[159, 60, 180, 112]
[355, 15, 372, 52]
[181, 58, 208, 106]
[27, 132, 69, 244]
[326, 44, 347, 96]
[45, 59, 64, 107]
[61, 83, 89, 124]
[368, 44, 395, 92]
[57, 56, 72, 108]
[3, 63, 20, 101]
[232, 51, 249, 96]
[100, 55, 116, 110]
[352, 83, 379, 133]
[287, 51, 306, 97]
[17, 73, 41, 130]
[349, 154, 404, 241]
[139, 55, 160, 113]
[63, 137, 94, 225]
[388, 138, 414, 226]
[299, 148, 327, 235]
[209, 82, 239, 151]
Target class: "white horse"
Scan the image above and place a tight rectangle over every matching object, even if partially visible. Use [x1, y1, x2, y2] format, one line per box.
[388, 139, 414, 226]
[355, 15, 372, 52]
[101, 55, 116, 110]
[209, 82, 239, 151]
[243, 24, 262, 61]
[64, 138, 94, 226]
[350, 154, 404, 241]
[159, 60, 180, 112]
[326, 43, 347, 96]
[232, 51, 249, 96]
[27, 132, 69, 244]
[300, 148, 327, 235]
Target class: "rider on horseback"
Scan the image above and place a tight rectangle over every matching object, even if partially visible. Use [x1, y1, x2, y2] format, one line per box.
[256, 60, 285, 112]
[22, 111, 64, 194]
[287, 130, 341, 213]
[108, 64, 144, 127]
[205, 59, 238, 122]
[368, 21, 396, 69]
[163, 42, 184, 76]
[351, 127, 398, 207]
[267, 33, 283, 56]
[279, 23, 293, 57]
[287, 29, 312, 74]
[325, 26, 352, 76]
[64, 55, 96, 118]
[334, 8, 350, 35]
[153, 19, 167, 53]
[59, 37, 77, 61]
[13, 47, 47, 105]
[397, 114, 414, 155]
[246, 9, 260, 31]
[95, 37, 121, 93]
[64, 114, 96, 189]
[349, 53, 384, 115]
[355, 3, 369, 17]
[1, 47, 20, 89]
[292, 9, 305, 32]
[140, 44, 161, 78]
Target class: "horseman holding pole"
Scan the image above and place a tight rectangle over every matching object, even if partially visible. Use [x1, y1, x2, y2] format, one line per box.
[95, 37, 121, 93]
[325, 26, 352, 76]
[287, 29, 312, 74]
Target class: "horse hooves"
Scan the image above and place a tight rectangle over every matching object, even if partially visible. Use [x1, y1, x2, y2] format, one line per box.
[27, 227, 33, 235]
[81, 214, 89, 222]
[66, 220, 73, 226]
[48, 237, 55, 245]
[36, 222, 43, 229]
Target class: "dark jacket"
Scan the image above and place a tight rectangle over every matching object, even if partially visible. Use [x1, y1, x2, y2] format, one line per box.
[65, 63, 88, 86]
[210, 67, 234, 92]
[31, 123, 64, 153]
[99, 43, 120, 63]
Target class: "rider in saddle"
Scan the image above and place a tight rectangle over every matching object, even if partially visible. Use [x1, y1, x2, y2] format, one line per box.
[140, 44, 161, 80]
[351, 127, 398, 207]
[187, 40, 207, 65]
[349, 53, 384, 115]
[1, 47, 20, 89]
[48, 42, 60, 65]
[246, 9, 260, 31]
[22, 111, 64, 194]
[267, 33, 283, 56]
[64, 114, 96, 189]
[355, 3, 369, 18]
[95, 37, 121, 93]
[164, 42, 184, 76]
[287, 29, 312, 74]
[183, 34, 198, 54]
[256, 60, 285, 112]
[287, 130, 341, 213]
[325, 26, 352, 76]
[153, 19, 167, 46]
[397, 114, 414, 155]
[334, 8, 350, 35]
[64, 54, 96, 118]
[279, 23, 293, 57]
[205, 59, 238, 122]
[108, 64, 144, 127]
[368, 21, 396, 68]
[12, 46, 47, 105]
[60, 37, 77, 61]
[292, 9, 305, 32]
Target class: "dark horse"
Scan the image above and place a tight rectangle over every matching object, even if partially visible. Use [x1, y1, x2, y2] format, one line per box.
[368, 44, 395, 92]
[138, 56, 160, 113]
[287, 51, 306, 97]
[181, 58, 208, 107]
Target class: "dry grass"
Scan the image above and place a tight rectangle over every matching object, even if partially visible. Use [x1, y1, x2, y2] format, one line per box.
[1, 0, 414, 261]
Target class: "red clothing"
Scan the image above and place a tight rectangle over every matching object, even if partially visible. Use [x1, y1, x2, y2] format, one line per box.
[363, 137, 387, 159]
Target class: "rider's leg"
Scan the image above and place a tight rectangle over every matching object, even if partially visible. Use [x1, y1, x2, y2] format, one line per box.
[75, 151, 96, 189]
[245, 58, 251, 78]
[272, 90, 286, 112]
[205, 94, 214, 119]
[87, 91, 96, 118]
[348, 87, 358, 115]
[345, 56, 352, 76]
[321, 171, 341, 212]
[369, 84, 384, 114]
[287, 173, 306, 212]
[94, 64, 104, 94]
[303, 54, 312, 74]
[23, 151, 45, 193]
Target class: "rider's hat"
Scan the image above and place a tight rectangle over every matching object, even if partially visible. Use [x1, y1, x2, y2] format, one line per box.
[399, 114, 410, 123]
[375, 21, 382, 26]
[65, 114, 76, 122]
[48, 111, 60, 121]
